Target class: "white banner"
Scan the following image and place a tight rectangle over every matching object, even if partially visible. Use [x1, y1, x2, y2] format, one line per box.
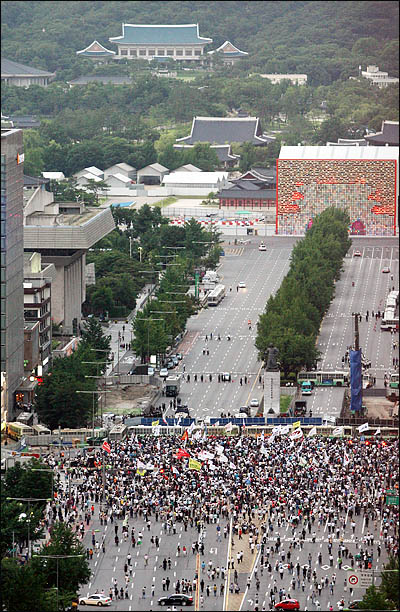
[358, 422, 369, 433]
[307, 426, 317, 437]
[289, 428, 303, 440]
[332, 426, 344, 437]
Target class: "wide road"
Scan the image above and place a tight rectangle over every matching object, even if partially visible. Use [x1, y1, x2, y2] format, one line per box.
[307, 239, 399, 417]
[167, 237, 296, 421]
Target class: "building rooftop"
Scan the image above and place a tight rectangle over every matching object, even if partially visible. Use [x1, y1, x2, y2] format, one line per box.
[1, 58, 54, 77]
[104, 162, 136, 173]
[109, 23, 212, 45]
[76, 40, 116, 57]
[138, 162, 169, 173]
[176, 116, 273, 146]
[364, 121, 399, 146]
[24, 174, 49, 187]
[163, 171, 228, 185]
[279, 145, 399, 160]
[209, 40, 248, 57]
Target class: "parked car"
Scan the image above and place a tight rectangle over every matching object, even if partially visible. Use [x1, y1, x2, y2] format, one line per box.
[79, 594, 112, 606]
[274, 599, 300, 610]
[176, 352, 183, 360]
[158, 594, 193, 606]
[159, 368, 168, 378]
[166, 360, 175, 369]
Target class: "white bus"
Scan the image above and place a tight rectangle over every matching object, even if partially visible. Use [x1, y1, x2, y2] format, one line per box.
[381, 311, 399, 331]
[207, 284, 226, 306]
[32, 424, 51, 436]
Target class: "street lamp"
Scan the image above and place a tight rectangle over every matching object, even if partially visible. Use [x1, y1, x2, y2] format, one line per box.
[33, 554, 84, 612]
[138, 246, 143, 262]
[7, 497, 52, 559]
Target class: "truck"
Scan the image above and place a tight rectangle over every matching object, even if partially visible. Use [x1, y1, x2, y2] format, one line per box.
[165, 375, 180, 397]
[203, 270, 219, 283]
[301, 380, 313, 395]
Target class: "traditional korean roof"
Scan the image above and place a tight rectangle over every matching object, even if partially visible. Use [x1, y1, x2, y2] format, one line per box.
[173, 143, 239, 163]
[77, 40, 115, 57]
[208, 40, 248, 57]
[218, 187, 276, 199]
[237, 167, 276, 182]
[1, 58, 54, 78]
[364, 121, 399, 146]
[175, 117, 272, 146]
[24, 175, 49, 187]
[109, 24, 212, 45]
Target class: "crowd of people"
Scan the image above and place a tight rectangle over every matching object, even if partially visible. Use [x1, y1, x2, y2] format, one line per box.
[39, 430, 399, 610]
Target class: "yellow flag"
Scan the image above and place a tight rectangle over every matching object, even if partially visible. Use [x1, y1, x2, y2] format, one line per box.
[189, 458, 202, 471]
[292, 421, 301, 429]
[136, 469, 146, 476]
[152, 420, 159, 427]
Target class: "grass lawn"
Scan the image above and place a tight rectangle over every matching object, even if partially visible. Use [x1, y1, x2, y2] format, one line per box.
[280, 395, 292, 413]
[151, 196, 178, 207]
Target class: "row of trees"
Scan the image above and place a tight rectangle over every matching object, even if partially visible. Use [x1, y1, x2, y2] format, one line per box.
[255, 208, 351, 378]
[2, 458, 90, 611]
[34, 318, 110, 430]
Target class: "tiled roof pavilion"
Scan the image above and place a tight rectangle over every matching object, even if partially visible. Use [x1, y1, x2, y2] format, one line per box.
[76, 40, 115, 58]
[109, 24, 212, 45]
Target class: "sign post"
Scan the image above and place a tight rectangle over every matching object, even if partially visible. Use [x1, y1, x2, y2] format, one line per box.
[347, 570, 373, 589]
[386, 489, 399, 506]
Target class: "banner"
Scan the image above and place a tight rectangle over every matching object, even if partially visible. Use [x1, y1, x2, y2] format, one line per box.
[280, 425, 291, 435]
[358, 422, 369, 433]
[272, 425, 281, 435]
[292, 421, 301, 430]
[332, 426, 344, 437]
[307, 427, 317, 437]
[350, 349, 362, 412]
[225, 422, 233, 432]
[374, 428, 381, 436]
[289, 428, 303, 440]
[299, 456, 307, 467]
[102, 440, 111, 453]
[189, 458, 202, 471]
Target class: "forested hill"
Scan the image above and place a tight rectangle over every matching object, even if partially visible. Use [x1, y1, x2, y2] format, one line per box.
[1, 0, 399, 84]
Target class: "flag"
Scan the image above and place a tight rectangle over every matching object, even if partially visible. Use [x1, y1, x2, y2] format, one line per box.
[343, 451, 350, 466]
[218, 454, 229, 463]
[267, 434, 275, 445]
[236, 438, 242, 448]
[153, 425, 161, 437]
[307, 427, 317, 438]
[156, 438, 161, 451]
[215, 443, 224, 455]
[225, 422, 233, 432]
[358, 422, 369, 433]
[189, 458, 202, 471]
[187, 421, 195, 436]
[181, 430, 188, 442]
[137, 459, 146, 470]
[102, 440, 111, 453]
[299, 456, 307, 467]
[281, 425, 291, 435]
[193, 429, 202, 440]
[229, 461, 236, 469]
[374, 428, 381, 436]
[292, 421, 301, 430]
[332, 426, 344, 437]
[172, 466, 179, 476]
[323, 415, 336, 423]
[136, 469, 146, 476]
[260, 431, 265, 442]
[145, 461, 155, 470]
[289, 428, 303, 440]
[260, 444, 269, 454]
[272, 425, 281, 436]
[175, 448, 190, 460]
[152, 420, 159, 427]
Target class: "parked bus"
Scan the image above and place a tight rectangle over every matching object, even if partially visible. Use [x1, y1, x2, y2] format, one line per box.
[109, 424, 128, 441]
[298, 371, 349, 387]
[207, 284, 226, 306]
[389, 373, 399, 389]
[381, 311, 399, 331]
[7, 422, 34, 440]
[32, 424, 51, 436]
[16, 411, 34, 426]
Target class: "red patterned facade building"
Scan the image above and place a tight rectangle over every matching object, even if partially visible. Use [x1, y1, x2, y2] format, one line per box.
[277, 146, 398, 236]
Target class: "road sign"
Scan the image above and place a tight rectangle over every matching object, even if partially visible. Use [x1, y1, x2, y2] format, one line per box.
[386, 489, 399, 505]
[347, 570, 373, 588]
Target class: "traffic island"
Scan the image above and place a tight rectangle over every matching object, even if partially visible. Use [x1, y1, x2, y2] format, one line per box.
[225, 516, 261, 611]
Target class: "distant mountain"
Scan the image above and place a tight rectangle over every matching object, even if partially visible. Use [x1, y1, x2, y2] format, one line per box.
[1, 0, 398, 84]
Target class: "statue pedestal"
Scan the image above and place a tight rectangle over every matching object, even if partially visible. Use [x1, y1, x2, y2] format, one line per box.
[264, 370, 281, 415]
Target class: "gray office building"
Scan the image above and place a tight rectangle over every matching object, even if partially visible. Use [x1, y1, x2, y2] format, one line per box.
[1, 129, 25, 423]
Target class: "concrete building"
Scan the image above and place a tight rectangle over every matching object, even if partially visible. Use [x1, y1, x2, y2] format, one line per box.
[258, 73, 307, 85]
[137, 163, 169, 185]
[104, 163, 137, 181]
[277, 145, 399, 237]
[23, 181, 115, 335]
[109, 23, 212, 63]
[1, 58, 55, 87]
[161, 171, 229, 196]
[1, 129, 25, 423]
[360, 65, 399, 88]
[24, 252, 56, 374]
[105, 173, 133, 189]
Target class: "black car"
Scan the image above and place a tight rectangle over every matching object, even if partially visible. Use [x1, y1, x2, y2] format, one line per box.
[158, 594, 193, 606]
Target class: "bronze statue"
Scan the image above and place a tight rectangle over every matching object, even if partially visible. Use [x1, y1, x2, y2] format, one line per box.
[266, 345, 279, 371]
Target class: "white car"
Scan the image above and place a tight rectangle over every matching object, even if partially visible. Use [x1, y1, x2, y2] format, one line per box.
[259, 244, 267, 251]
[238, 282, 246, 288]
[79, 594, 112, 606]
[249, 398, 260, 407]
[159, 368, 169, 378]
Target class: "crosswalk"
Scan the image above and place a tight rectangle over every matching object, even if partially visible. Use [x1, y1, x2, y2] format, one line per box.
[223, 247, 244, 256]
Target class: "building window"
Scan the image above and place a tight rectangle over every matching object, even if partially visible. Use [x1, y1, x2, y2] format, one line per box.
[176, 49, 183, 56]
[185, 49, 193, 56]
[157, 49, 165, 56]
[148, 49, 155, 56]
[166, 49, 174, 56]
[120, 49, 128, 56]
[129, 49, 137, 56]
[230, 200, 235, 206]
[194, 49, 201, 56]
[238, 200, 243, 206]
[139, 49, 147, 56]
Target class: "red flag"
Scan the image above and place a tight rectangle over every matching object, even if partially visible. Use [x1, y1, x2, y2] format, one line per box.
[181, 430, 188, 442]
[102, 440, 111, 453]
[175, 448, 190, 459]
